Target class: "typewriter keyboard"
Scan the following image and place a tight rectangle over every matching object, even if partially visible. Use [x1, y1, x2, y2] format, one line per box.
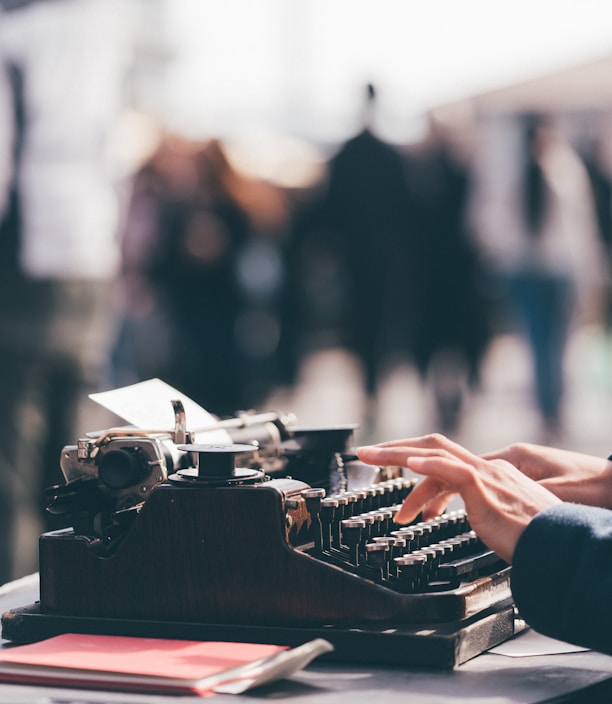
[301, 477, 505, 592]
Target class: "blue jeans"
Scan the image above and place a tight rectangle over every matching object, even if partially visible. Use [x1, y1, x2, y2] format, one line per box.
[505, 270, 574, 425]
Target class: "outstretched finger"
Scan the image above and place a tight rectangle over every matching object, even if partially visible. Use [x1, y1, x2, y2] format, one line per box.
[357, 445, 433, 468]
[404, 455, 477, 489]
[357, 445, 466, 474]
[395, 475, 448, 523]
[421, 490, 457, 520]
[359, 435, 478, 466]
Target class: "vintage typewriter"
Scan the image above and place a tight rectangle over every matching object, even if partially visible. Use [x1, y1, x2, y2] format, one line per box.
[2, 398, 521, 668]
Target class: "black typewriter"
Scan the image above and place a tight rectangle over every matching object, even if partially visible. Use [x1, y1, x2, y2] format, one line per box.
[1, 402, 521, 668]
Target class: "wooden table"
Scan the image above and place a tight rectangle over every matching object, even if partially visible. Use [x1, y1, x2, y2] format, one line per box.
[1, 574, 611, 704]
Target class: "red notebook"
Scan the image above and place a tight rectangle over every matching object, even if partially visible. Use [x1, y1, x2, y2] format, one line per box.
[0, 633, 290, 696]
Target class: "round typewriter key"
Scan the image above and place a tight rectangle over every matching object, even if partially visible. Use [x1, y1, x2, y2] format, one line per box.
[365, 541, 389, 557]
[428, 544, 448, 565]
[466, 530, 480, 550]
[391, 527, 415, 551]
[450, 509, 469, 531]
[352, 489, 367, 514]
[301, 488, 326, 517]
[431, 541, 452, 559]
[399, 478, 417, 500]
[335, 494, 349, 523]
[365, 541, 390, 579]
[440, 538, 457, 554]
[391, 535, 407, 549]
[301, 487, 326, 500]
[391, 527, 414, 537]
[372, 485, 386, 509]
[458, 533, 476, 554]
[385, 479, 401, 504]
[390, 536, 407, 561]
[300, 488, 326, 552]
[389, 536, 407, 572]
[341, 518, 366, 565]
[320, 497, 339, 551]
[372, 535, 398, 548]
[395, 553, 427, 591]
[359, 512, 376, 541]
[373, 536, 401, 575]
[378, 508, 393, 534]
[446, 536, 464, 557]
[435, 515, 450, 538]
[378, 481, 394, 503]
[411, 525, 425, 548]
[420, 547, 438, 571]
[368, 511, 385, 538]
[445, 512, 460, 530]
[342, 492, 358, 517]
[422, 523, 437, 546]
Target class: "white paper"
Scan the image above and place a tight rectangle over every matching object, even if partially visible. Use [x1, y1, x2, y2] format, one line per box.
[89, 378, 232, 443]
[488, 628, 589, 657]
[211, 638, 334, 694]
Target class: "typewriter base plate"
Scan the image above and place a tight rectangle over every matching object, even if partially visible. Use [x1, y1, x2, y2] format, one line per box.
[2, 599, 522, 669]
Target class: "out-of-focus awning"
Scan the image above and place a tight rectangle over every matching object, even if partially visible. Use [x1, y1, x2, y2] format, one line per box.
[446, 53, 612, 114]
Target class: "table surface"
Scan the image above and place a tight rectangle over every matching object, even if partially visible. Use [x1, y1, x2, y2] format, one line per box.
[1, 574, 612, 704]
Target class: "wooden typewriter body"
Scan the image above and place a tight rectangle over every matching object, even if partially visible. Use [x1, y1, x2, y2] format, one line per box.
[2, 441, 520, 667]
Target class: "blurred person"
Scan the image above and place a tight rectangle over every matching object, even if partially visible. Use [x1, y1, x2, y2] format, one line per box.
[582, 136, 612, 254]
[118, 137, 285, 416]
[283, 84, 417, 428]
[231, 181, 289, 408]
[403, 115, 492, 433]
[0, 0, 132, 583]
[112, 133, 199, 388]
[580, 130, 612, 331]
[280, 178, 351, 387]
[471, 113, 607, 440]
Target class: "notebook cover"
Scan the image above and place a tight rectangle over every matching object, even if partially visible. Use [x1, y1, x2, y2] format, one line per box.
[0, 633, 287, 696]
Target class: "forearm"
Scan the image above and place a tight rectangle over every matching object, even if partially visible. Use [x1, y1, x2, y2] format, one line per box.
[512, 503, 612, 654]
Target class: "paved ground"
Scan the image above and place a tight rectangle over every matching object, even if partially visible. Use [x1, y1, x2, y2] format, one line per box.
[265, 324, 612, 459]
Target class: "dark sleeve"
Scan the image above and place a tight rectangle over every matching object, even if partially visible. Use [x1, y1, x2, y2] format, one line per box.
[512, 503, 612, 654]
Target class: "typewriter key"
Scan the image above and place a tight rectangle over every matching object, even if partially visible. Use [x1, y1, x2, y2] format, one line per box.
[341, 517, 366, 565]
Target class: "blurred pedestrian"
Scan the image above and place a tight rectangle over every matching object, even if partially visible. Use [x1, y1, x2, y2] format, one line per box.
[580, 129, 612, 331]
[472, 113, 607, 439]
[284, 84, 417, 428]
[405, 115, 491, 433]
[0, 0, 132, 583]
[119, 137, 265, 416]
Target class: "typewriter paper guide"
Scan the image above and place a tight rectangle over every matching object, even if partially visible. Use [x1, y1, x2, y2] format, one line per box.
[89, 378, 232, 443]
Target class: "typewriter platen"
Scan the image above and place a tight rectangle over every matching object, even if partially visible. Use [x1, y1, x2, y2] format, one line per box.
[1, 398, 521, 668]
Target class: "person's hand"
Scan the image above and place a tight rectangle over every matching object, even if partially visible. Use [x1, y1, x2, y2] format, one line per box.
[356, 434, 561, 563]
[482, 443, 612, 509]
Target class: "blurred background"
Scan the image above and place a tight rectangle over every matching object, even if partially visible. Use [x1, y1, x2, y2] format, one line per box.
[117, 0, 612, 454]
[4, 0, 612, 578]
